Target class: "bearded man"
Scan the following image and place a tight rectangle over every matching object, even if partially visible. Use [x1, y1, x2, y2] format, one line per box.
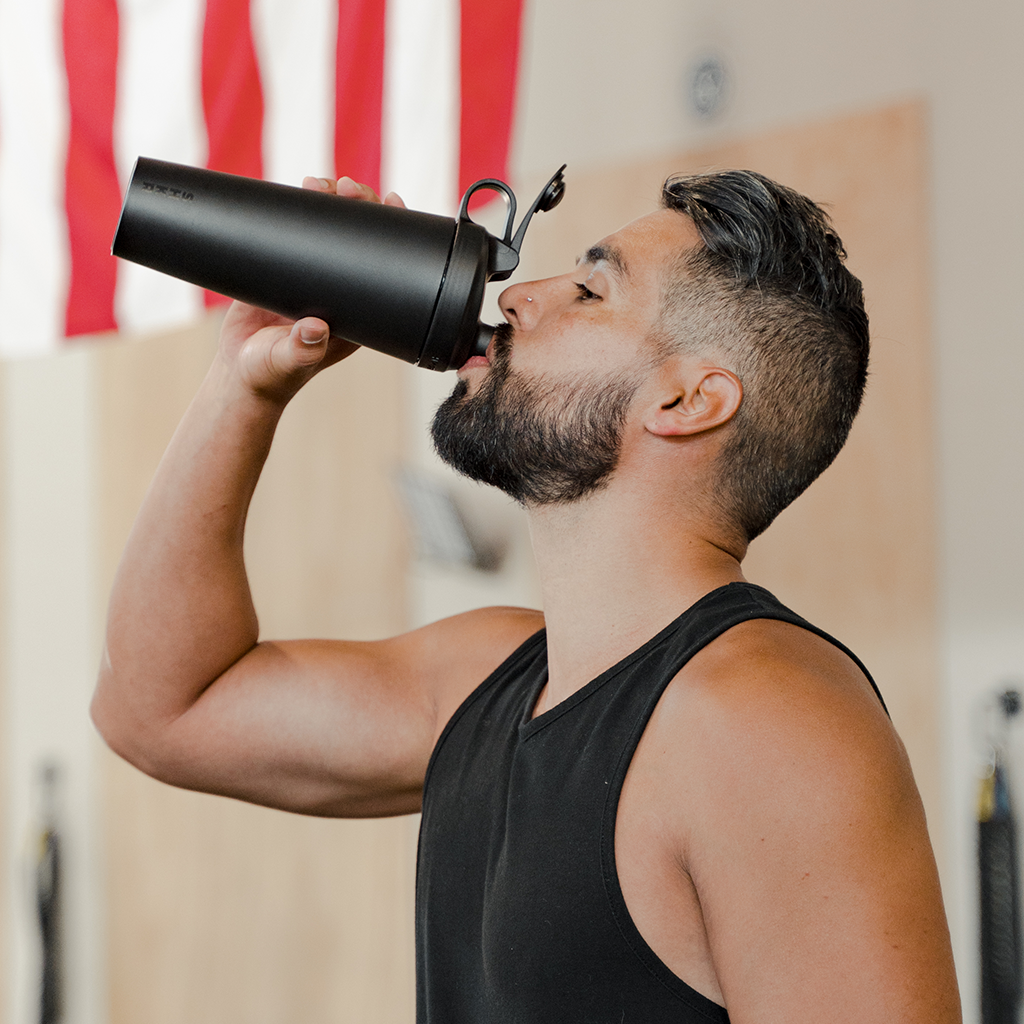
[93, 169, 962, 1024]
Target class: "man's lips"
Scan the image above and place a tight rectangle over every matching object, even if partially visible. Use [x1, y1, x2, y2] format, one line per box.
[459, 322, 512, 373]
[458, 330, 499, 372]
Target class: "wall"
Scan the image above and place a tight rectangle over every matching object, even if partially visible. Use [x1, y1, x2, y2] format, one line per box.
[928, 0, 1024, 1009]
[92, 318, 416, 1024]
[513, 0, 927, 185]
[2, 350, 105, 1024]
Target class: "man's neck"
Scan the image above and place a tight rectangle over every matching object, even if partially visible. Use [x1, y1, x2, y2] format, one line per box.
[525, 487, 746, 717]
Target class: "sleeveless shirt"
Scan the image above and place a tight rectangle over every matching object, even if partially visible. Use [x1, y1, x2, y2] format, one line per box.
[415, 582, 884, 1024]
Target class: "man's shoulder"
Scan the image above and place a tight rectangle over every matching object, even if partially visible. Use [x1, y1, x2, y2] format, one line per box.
[398, 604, 545, 661]
[384, 605, 545, 731]
[677, 614, 883, 723]
[639, 613, 913, 859]
[625, 615, 958, 1022]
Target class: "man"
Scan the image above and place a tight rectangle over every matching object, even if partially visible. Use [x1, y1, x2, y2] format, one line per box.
[93, 169, 961, 1023]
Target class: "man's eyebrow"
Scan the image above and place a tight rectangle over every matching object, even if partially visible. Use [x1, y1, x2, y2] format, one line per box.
[576, 244, 629, 279]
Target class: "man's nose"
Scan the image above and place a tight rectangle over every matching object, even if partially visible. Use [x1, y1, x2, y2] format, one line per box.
[498, 279, 546, 329]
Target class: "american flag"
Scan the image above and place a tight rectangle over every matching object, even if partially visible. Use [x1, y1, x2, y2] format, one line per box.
[0, 0, 523, 357]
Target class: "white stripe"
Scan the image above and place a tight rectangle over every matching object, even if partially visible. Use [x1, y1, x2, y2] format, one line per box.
[382, 0, 460, 214]
[0, 0, 68, 357]
[113, 0, 206, 335]
[252, 0, 337, 186]
[384, 0, 486, 632]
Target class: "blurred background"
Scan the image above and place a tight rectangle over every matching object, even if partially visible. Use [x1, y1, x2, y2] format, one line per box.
[0, 0, 1021, 1021]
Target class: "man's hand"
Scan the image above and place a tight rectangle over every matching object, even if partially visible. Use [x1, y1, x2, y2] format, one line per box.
[214, 176, 408, 407]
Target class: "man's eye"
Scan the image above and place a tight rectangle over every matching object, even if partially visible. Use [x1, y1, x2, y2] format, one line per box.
[575, 283, 600, 301]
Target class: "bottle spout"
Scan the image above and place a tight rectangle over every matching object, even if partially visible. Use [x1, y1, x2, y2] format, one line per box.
[472, 322, 495, 358]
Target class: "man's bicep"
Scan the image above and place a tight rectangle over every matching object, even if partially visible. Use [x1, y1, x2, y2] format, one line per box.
[151, 637, 435, 816]
[687, 678, 960, 1024]
[108, 605, 543, 818]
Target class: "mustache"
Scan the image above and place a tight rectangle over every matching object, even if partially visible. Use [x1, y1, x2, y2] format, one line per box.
[490, 321, 515, 364]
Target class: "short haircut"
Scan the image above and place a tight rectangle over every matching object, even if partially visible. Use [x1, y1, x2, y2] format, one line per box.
[658, 170, 869, 541]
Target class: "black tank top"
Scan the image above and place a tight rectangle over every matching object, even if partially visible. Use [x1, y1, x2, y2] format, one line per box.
[415, 582, 883, 1023]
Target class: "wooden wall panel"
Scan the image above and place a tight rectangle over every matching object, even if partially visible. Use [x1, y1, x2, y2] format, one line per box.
[519, 101, 942, 856]
[94, 320, 415, 1024]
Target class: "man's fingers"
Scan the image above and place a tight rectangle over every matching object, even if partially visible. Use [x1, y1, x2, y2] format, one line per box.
[301, 174, 405, 209]
[244, 318, 327, 380]
[302, 175, 337, 194]
[336, 175, 384, 202]
[289, 318, 330, 366]
[298, 319, 329, 345]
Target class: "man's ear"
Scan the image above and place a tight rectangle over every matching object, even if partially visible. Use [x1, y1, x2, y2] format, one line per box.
[645, 365, 743, 437]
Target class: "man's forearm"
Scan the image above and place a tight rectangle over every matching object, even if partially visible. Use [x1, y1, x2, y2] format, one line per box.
[93, 350, 289, 755]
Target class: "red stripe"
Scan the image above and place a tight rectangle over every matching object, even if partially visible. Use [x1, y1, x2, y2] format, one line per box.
[334, 0, 386, 193]
[202, 0, 265, 306]
[459, 0, 524, 202]
[62, 0, 121, 338]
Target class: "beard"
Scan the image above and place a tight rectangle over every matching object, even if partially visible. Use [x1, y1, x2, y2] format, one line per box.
[430, 323, 645, 506]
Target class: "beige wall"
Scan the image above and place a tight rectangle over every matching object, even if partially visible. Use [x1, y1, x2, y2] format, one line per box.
[512, 0, 928, 186]
[93, 321, 416, 1024]
[928, 2, 1024, 1004]
[2, 348, 106, 1024]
